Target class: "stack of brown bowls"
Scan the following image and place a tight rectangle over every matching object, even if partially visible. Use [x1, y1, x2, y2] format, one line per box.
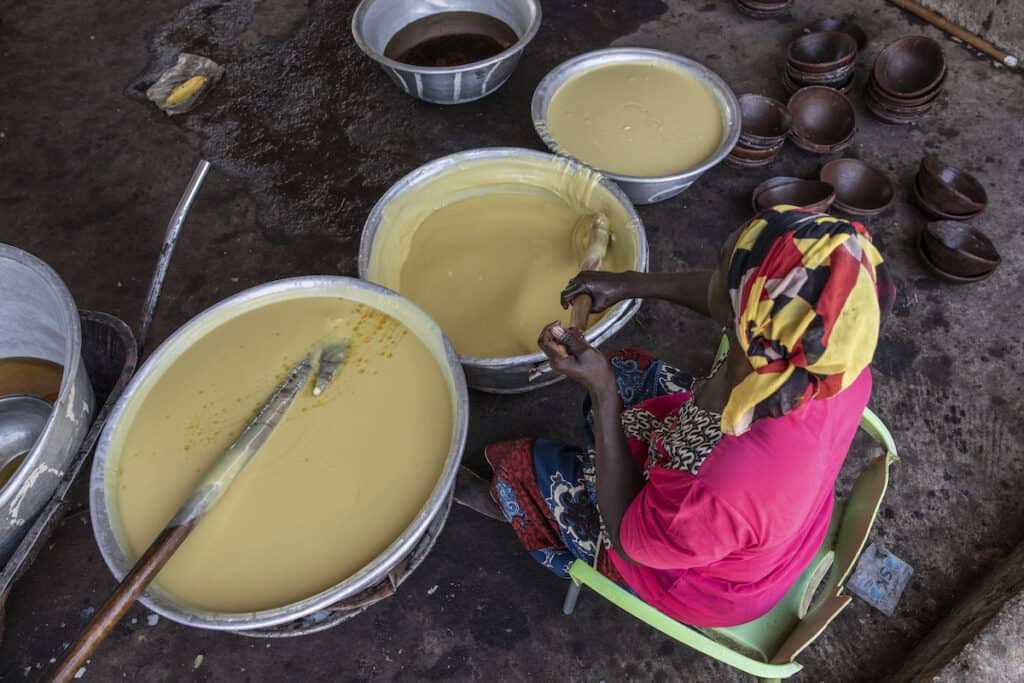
[727, 94, 791, 168]
[784, 31, 859, 94]
[913, 155, 986, 220]
[734, 0, 792, 19]
[752, 177, 836, 213]
[788, 86, 856, 153]
[866, 36, 946, 124]
[918, 220, 1000, 284]
[804, 18, 868, 51]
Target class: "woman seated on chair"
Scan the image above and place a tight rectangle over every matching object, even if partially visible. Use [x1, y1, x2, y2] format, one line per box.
[455, 205, 896, 628]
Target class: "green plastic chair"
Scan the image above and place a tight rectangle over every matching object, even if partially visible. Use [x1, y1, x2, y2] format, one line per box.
[561, 407, 899, 682]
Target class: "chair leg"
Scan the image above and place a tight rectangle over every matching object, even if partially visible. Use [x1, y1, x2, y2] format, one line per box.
[562, 580, 583, 615]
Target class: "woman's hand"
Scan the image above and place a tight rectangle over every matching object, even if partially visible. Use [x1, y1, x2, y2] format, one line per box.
[537, 322, 615, 395]
[560, 271, 631, 313]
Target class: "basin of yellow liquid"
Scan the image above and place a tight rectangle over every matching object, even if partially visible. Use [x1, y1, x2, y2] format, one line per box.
[545, 60, 725, 177]
[366, 154, 641, 358]
[108, 295, 455, 613]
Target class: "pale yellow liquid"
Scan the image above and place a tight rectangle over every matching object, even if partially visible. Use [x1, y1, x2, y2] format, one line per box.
[399, 190, 587, 358]
[546, 61, 725, 177]
[113, 297, 453, 612]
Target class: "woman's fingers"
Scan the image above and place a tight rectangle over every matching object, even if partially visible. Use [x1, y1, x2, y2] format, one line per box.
[560, 281, 586, 309]
[537, 321, 569, 359]
[558, 326, 590, 356]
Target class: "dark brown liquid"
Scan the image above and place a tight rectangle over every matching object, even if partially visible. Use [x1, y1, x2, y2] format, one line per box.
[0, 357, 63, 487]
[384, 12, 518, 68]
[0, 356, 63, 402]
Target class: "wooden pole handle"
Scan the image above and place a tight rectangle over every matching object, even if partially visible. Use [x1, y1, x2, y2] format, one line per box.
[47, 522, 197, 683]
[887, 0, 1018, 66]
[570, 293, 593, 330]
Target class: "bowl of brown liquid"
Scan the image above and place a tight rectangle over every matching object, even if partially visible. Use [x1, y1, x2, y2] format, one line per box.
[352, 0, 542, 104]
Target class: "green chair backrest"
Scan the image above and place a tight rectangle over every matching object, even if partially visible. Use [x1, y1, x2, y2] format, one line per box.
[568, 406, 898, 680]
[711, 407, 899, 665]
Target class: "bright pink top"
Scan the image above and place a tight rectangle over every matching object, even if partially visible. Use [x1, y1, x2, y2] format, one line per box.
[610, 370, 872, 627]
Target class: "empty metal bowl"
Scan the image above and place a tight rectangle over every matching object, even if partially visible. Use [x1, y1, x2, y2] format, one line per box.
[805, 17, 868, 51]
[872, 36, 945, 99]
[819, 158, 894, 216]
[738, 94, 792, 147]
[922, 221, 1000, 277]
[532, 48, 741, 205]
[788, 86, 856, 151]
[918, 156, 988, 216]
[754, 179, 835, 213]
[351, 0, 542, 104]
[788, 31, 858, 74]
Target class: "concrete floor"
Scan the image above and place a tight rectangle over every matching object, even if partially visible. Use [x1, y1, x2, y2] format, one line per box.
[2, 0, 1024, 680]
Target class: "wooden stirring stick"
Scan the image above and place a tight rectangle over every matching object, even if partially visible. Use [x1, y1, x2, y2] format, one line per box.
[528, 213, 611, 383]
[569, 212, 611, 329]
[48, 355, 318, 683]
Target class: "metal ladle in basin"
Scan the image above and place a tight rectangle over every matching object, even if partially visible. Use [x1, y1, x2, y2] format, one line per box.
[0, 395, 52, 473]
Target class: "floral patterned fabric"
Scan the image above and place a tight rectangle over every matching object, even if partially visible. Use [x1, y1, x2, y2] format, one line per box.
[486, 348, 697, 582]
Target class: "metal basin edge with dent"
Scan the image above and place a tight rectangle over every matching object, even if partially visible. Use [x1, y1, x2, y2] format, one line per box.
[0, 244, 95, 565]
[352, 0, 542, 104]
[90, 276, 469, 632]
[531, 48, 742, 205]
[357, 147, 650, 393]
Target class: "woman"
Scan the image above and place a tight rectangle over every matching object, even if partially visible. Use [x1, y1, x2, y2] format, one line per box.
[455, 205, 895, 628]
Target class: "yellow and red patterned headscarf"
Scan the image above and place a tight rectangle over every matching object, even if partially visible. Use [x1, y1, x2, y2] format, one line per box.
[722, 205, 892, 435]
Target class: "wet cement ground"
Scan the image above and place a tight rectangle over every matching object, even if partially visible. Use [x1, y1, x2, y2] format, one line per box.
[2, 0, 1024, 680]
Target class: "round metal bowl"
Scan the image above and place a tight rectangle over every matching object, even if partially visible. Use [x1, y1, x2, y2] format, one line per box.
[352, 0, 542, 104]
[90, 276, 469, 632]
[0, 244, 94, 564]
[531, 48, 741, 205]
[357, 147, 650, 393]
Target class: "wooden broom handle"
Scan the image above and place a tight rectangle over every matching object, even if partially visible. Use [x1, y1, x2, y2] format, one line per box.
[47, 521, 197, 683]
[887, 0, 1019, 66]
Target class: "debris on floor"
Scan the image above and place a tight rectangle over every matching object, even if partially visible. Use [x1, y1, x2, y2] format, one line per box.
[847, 543, 914, 616]
[145, 53, 224, 116]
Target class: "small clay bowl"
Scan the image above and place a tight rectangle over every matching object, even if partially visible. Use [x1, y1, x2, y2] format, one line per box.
[791, 130, 854, 154]
[819, 158, 894, 216]
[788, 31, 858, 74]
[872, 36, 945, 99]
[918, 156, 988, 215]
[869, 92, 938, 115]
[751, 176, 801, 210]
[805, 18, 868, 51]
[726, 155, 777, 169]
[738, 94, 792, 146]
[866, 93, 926, 125]
[923, 220, 1000, 277]
[730, 140, 785, 161]
[788, 86, 856, 148]
[868, 72, 945, 107]
[734, 0, 791, 19]
[786, 61, 856, 85]
[916, 232, 992, 284]
[912, 176, 981, 220]
[754, 179, 835, 213]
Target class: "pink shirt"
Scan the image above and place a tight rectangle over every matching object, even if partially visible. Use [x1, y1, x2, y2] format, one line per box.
[610, 370, 872, 627]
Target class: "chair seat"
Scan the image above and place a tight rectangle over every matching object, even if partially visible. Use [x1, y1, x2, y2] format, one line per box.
[563, 407, 898, 681]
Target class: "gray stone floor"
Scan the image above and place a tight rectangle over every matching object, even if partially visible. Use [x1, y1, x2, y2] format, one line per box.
[2, 0, 1023, 680]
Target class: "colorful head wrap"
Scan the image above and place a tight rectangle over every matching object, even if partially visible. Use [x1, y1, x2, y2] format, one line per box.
[722, 205, 891, 436]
